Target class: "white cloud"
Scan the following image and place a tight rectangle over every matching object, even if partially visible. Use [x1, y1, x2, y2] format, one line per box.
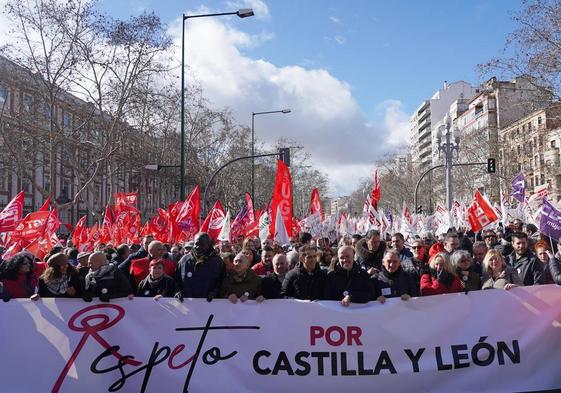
[333, 35, 346, 45]
[225, 0, 270, 20]
[173, 16, 410, 197]
[329, 16, 340, 24]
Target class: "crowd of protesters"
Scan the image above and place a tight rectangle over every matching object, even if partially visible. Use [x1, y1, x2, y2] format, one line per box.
[0, 217, 559, 305]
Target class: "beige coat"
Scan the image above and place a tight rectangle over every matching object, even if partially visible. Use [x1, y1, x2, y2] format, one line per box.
[481, 265, 523, 290]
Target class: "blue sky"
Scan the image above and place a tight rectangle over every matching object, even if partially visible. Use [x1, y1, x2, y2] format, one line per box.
[92, 0, 521, 196]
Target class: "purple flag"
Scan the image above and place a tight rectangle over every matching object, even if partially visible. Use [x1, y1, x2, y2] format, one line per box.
[510, 173, 525, 203]
[540, 199, 561, 241]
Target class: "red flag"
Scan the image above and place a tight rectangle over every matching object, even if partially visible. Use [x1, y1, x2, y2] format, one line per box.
[270, 160, 293, 238]
[45, 207, 60, 235]
[245, 193, 255, 224]
[12, 211, 50, 243]
[87, 223, 101, 247]
[371, 170, 381, 203]
[244, 209, 261, 237]
[175, 186, 201, 241]
[114, 192, 138, 212]
[26, 232, 56, 260]
[0, 191, 24, 232]
[200, 200, 226, 240]
[122, 210, 141, 244]
[309, 188, 323, 220]
[402, 203, 413, 226]
[468, 191, 499, 232]
[72, 216, 87, 248]
[150, 208, 171, 242]
[38, 197, 51, 212]
[101, 205, 115, 243]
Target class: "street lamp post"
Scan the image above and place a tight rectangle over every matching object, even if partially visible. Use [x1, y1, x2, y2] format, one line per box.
[251, 109, 291, 202]
[436, 113, 460, 211]
[180, 8, 254, 200]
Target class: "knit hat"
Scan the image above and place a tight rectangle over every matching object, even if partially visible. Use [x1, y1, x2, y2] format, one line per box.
[428, 242, 445, 258]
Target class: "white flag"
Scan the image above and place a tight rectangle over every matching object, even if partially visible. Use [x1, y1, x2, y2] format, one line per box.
[259, 210, 270, 240]
[273, 205, 289, 245]
[217, 209, 231, 242]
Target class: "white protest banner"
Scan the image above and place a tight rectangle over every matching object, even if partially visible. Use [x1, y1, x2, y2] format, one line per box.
[1, 285, 561, 392]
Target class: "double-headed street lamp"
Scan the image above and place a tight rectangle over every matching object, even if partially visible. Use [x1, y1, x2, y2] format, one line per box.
[251, 109, 291, 201]
[180, 8, 254, 200]
[436, 113, 460, 211]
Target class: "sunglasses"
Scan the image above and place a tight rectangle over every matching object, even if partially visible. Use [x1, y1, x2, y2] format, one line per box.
[411, 246, 424, 249]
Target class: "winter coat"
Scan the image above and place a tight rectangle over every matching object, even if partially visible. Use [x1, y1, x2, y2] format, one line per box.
[549, 257, 561, 285]
[261, 273, 285, 299]
[174, 251, 225, 298]
[221, 269, 262, 299]
[400, 257, 423, 287]
[481, 265, 523, 290]
[355, 238, 386, 272]
[324, 263, 374, 303]
[2, 273, 37, 298]
[373, 266, 419, 298]
[38, 272, 84, 298]
[137, 274, 177, 297]
[456, 269, 481, 292]
[505, 250, 545, 286]
[84, 263, 133, 300]
[281, 263, 325, 300]
[420, 270, 462, 296]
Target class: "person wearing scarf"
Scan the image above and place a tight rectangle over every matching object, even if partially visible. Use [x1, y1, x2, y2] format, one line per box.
[221, 253, 263, 303]
[38, 253, 83, 298]
[137, 259, 177, 300]
[420, 252, 462, 296]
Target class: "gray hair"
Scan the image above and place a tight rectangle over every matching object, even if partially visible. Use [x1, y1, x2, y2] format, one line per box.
[286, 250, 299, 269]
[383, 249, 400, 261]
[450, 250, 472, 268]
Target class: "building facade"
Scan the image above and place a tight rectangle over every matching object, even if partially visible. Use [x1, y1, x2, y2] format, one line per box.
[0, 55, 181, 228]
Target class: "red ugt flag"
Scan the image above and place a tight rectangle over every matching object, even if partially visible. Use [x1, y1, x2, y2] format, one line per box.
[309, 188, 323, 220]
[0, 191, 24, 232]
[270, 160, 293, 238]
[200, 200, 226, 240]
[468, 191, 498, 232]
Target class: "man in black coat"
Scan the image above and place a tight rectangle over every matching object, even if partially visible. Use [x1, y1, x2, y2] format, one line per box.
[174, 233, 225, 299]
[262, 254, 289, 299]
[505, 231, 544, 286]
[281, 245, 325, 300]
[84, 252, 133, 301]
[373, 249, 419, 300]
[325, 246, 374, 306]
[355, 229, 386, 275]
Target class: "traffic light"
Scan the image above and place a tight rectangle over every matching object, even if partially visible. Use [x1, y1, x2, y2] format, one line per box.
[278, 147, 290, 166]
[487, 158, 496, 173]
[416, 205, 423, 214]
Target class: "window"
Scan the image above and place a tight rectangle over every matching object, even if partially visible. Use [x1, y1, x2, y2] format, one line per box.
[517, 145, 521, 155]
[62, 180, 70, 196]
[42, 102, 52, 120]
[474, 103, 483, 116]
[21, 179, 31, 193]
[538, 116, 542, 125]
[63, 111, 72, 131]
[0, 84, 7, 107]
[0, 169, 6, 191]
[22, 94, 32, 113]
[551, 140, 557, 148]
[44, 175, 50, 192]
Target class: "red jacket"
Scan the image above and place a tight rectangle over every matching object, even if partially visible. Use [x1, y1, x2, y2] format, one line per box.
[420, 273, 461, 296]
[130, 257, 176, 287]
[2, 272, 38, 298]
[251, 262, 273, 277]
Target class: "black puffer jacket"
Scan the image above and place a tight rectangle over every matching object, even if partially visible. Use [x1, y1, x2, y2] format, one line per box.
[373, 266, 419, 298]
[85, 263, 133, 300]
[324, 262, 374, 303]
[281, 263, 325, 300]
[355, 238, 386, 272]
